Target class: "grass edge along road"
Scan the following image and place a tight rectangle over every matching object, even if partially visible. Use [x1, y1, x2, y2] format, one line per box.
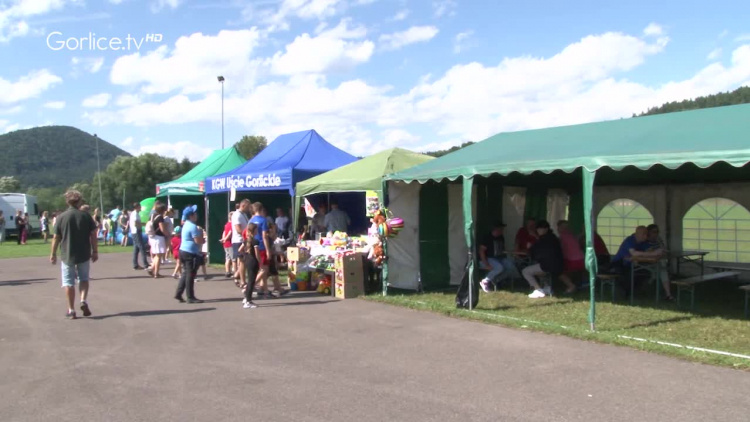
[365, 290, 750, 371]
[0, 238, 130, 259]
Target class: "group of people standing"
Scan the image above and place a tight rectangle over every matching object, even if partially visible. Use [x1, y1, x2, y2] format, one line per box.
[221, 199, 289, 309]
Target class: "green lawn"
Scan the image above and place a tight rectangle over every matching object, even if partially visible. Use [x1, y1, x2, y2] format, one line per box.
[0, 238, 130, 259]
[365, 280, 750, 370]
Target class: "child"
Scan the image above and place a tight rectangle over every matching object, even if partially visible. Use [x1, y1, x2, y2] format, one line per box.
[171, 226, 182, 279]
[198, 229, 209, 281]
[239, 223, 260, 309]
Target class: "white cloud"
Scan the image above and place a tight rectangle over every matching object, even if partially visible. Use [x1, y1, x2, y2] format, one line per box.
[453, 30, 473, 53]
[110, 29, 262, 95]
[0, 105, 23, 114]
[115, 93, 142, 107]
[82, 93, 111, 108]
[0, 69, 62, 104]
[43, 100, 66, 109]
[390, 9, 409, 21]
[736, 34, 750, 42]
[0, 0, 72, 42]
[133, 141, 213, 161]
[707, 48, 722, 61]
[151, 0, 181, 13]
[86, 27, 750, 156]
[120, 136, 133, 147]
[433, 0, 456, 18]
[243, 0, 346, 32]
[643, 23, 663, 37]
[271, 19, 374, 75]
[71, 57, 105, 74]
[379, 26, 438, 51]
[109, 0, 124, 4]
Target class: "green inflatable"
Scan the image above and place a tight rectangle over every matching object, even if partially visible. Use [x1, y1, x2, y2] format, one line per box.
[139, 197, 156, 223]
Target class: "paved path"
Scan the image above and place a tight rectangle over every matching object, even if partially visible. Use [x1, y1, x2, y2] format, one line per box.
[0, 253, 748, 422]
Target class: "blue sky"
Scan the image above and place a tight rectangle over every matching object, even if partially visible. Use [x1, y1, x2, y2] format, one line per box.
[1, 0, 749, 161]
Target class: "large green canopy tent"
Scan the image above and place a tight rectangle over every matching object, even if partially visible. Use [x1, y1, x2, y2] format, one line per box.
[293, 148, 434, 230]
[155, 146, 246, 226]
[386, 103, 750, 329]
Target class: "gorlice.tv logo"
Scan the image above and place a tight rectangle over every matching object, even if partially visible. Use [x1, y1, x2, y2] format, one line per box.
[211, 174, 282, 191]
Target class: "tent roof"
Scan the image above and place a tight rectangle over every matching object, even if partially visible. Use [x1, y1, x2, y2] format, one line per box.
[295, 148, 434, 197]
[156, 146, 245, 196]
[206, 130, 356, 194]
[387, 103, 750, 183]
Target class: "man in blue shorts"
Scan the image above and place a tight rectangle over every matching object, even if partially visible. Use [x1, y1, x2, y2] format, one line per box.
[50, 190, 99, 319]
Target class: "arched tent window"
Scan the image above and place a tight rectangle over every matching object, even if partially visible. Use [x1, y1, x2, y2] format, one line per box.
[683, 198, 750, 263]
[597, 199, 654, 254]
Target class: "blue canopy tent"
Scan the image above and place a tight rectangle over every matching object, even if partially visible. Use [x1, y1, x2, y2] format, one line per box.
[204, 129, 357, 263]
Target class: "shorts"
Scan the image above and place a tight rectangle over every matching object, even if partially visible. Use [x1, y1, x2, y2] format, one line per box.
[225, 246, 236, 261]
[269, 257, 279, 276]
[150, 236, 167, 254]
[564, 259, 585, 273]
[232, 243, 243, 258]
[259, 249, 269, 267]
[61, 260, 90, 287]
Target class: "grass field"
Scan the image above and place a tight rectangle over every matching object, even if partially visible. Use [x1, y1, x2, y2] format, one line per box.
[366, 279, 750, 370]
[0, 238, 130, 259]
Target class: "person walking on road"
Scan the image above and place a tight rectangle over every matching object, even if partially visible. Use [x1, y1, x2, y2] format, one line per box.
[174, 205, 205, 304]
[15, 210, 25, 245]
[0, 210, 6, 244]
[49, 190, 98, 319]
[130, 203, 149, 270]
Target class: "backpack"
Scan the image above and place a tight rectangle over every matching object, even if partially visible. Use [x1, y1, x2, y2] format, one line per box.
[145, 217, 156, 236]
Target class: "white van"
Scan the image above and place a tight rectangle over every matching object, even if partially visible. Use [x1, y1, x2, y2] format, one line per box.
[0, 193, 40, 238]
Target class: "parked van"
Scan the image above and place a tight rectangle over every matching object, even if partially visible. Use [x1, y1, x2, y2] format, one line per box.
[0, 193, 40, 238]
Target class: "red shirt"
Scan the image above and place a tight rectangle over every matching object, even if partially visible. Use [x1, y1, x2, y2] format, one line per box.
[515, 228, 538, 252]
[170, 236, 181, 258]
[222, 222, 232, 248]
[594, 233, 609, 256]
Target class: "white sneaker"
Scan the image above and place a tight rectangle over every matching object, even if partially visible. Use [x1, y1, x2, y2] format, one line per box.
[243, 301, 257, 309]
[543, 285, 552, 296]
[242, 298, 248, 305]
[528, 289, 546, 299]
[480, 279, 491, 293]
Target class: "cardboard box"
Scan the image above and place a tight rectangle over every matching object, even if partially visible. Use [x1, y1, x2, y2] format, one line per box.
[287, 247, 310, 263]
[335, 253, 365, 299]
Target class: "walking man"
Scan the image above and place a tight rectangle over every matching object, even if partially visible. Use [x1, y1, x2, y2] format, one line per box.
[130, 202, 149, 269]
[49, 190, 98, 319]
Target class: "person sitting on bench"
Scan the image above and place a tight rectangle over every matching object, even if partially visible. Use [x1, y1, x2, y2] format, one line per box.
[479, 221, 519, 292]
[610, 226, 663, 296]
[522, 220, 565, 299]
[646, 224, 674, 301]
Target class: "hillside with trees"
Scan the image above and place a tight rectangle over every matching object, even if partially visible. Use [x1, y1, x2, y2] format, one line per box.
[0, 126, 131, 189]
[635, 86, 750, 116]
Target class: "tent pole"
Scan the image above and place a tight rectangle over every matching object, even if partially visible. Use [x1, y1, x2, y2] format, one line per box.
[462, 176, 475, 310]
[381, 180, 389, 296]
[582, 170, 598, 331]
[205, 195, 210, 263]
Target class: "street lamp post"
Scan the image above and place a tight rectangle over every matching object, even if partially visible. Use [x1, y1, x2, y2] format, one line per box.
[217, 76, 225, 149]
[94, 133, 104, 213]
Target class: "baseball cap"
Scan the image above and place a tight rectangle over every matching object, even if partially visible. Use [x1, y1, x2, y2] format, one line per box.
[182, 205, 198, 221]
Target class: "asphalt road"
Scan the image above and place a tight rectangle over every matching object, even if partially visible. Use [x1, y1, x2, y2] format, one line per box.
[1, 253, 748, 422]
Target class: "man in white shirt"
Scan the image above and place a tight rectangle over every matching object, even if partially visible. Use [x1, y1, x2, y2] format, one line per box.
[274, 208, 290, 239]
[232, 199, 250, 287]
[130, 203, 149, 269]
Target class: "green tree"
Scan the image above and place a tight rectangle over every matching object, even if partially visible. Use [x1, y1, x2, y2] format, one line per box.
[0, 176, 22, 192]
[635, 86, 750, 116]
[235, 135, 267, 160]
[92, 154, 187, 209]
[27, 187, 67, 213]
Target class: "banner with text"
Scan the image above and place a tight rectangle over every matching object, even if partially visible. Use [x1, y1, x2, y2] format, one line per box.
[205, 169, 292, 194]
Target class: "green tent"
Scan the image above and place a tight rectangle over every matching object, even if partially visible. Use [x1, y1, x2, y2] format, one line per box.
[296, 147, 434, 197]
[156, 146, 246, 197]
[386, 103, 750, 329]
[139, 197, 156, 223]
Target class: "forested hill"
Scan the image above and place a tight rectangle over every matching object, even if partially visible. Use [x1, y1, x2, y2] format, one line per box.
[635, 86, 750, 116]
[0, 126, 131, 189]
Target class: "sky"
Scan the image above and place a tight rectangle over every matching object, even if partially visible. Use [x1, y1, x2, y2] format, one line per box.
[1, 0, 749, 162]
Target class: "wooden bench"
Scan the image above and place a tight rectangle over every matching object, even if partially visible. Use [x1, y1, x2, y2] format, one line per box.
[597, 273, 619, 302]
[740, 285, 750, 318]
[671, 271, 741, 309]
[708, 265, 750, 275]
